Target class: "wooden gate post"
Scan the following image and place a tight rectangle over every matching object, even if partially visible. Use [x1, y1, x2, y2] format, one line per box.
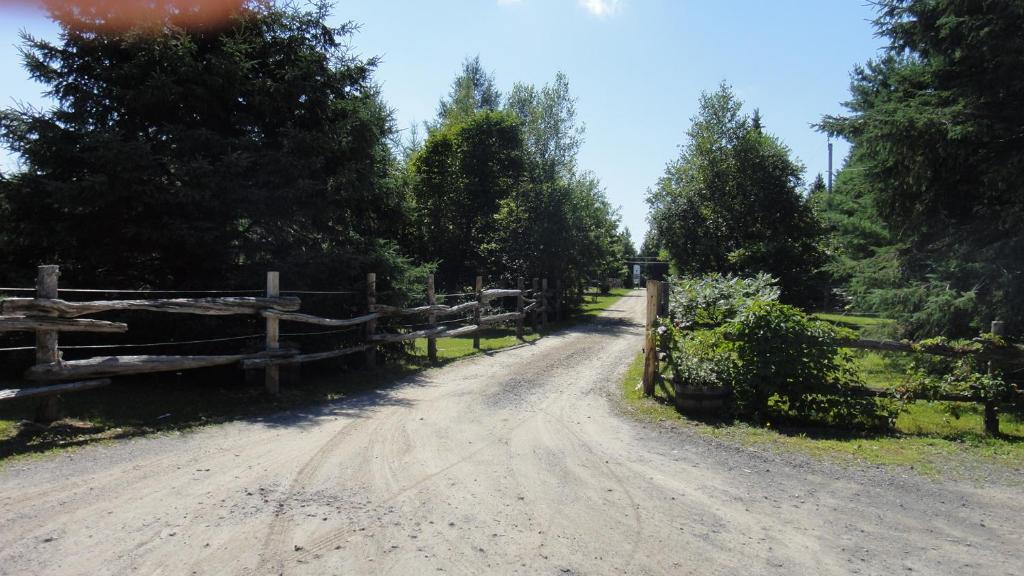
[472, 275, 483, 349]
[264, 271, 280, 394]
[541, 278, 549, 328]
[516, 277, 525, 340]
[427, 274, 438, 363]
[34, 265, 61, 422]
[365, 272, 377, 367]
[641, 279, 661, 397]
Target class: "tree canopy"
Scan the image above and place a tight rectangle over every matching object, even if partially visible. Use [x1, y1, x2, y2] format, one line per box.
[817, 0, 1024, 336]
[404, 65, 627, 298]
[0, 0, 415, 291]
[647, 84, 824, 305]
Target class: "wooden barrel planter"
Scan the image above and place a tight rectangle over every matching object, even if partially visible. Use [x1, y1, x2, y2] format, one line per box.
[673, 379, 731, 413]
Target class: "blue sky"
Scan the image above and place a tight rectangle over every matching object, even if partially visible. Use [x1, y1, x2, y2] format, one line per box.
[0, 1, 884, 245]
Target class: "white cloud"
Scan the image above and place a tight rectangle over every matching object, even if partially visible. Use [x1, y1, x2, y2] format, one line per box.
[579, 0, 622, 17]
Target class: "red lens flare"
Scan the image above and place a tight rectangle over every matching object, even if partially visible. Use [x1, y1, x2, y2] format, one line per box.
[0, 1, 246, 30]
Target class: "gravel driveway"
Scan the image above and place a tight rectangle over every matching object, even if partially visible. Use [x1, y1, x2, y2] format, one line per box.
[1, 290, 1020, 575]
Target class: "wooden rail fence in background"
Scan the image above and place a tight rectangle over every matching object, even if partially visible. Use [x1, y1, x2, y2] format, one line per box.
[0, 265, 564, 422]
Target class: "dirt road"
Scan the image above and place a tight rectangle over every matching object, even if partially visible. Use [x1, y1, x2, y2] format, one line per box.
[1, 291, 1021, 575]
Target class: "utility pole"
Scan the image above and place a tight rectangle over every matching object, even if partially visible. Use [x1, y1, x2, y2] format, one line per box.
[827, 140, 834, 193]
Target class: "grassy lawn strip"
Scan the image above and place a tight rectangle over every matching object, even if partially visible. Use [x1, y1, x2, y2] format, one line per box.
[620, 352, 1024, 477]
[0, 289, 631, 462]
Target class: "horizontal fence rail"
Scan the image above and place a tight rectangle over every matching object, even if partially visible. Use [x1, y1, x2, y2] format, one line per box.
[0, 265, 566, 422]
[0, 296, 300, 317]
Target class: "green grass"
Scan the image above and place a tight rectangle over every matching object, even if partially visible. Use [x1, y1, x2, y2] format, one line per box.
[579, 288, 631, 318]
[1, 288, 630, 462]
[413, 326, 540, 361]
[620, 351, 1024, 477]
[814, 312, 893, 329]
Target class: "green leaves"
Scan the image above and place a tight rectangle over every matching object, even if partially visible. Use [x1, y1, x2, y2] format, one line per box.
[818, 0, 1024, 338]
[659, 284, 894, 428]
[647, 83, 825, 306]
[0, 1, 411, 292]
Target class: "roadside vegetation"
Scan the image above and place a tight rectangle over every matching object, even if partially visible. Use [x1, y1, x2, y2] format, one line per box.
[632, 1, 1024, 476]
[623, 274, 1023, 476]
[621, 351, 1024, 477]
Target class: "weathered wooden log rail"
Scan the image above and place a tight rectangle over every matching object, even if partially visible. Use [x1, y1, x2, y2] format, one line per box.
[0, 265, 556, 422]
[0, 296, 300, 317]
[26, 350, 297, 381]
[0, 379, 113, 401]
[0, 316, 128, 333]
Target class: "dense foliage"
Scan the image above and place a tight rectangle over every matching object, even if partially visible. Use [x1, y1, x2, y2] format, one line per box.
[667, 273, 778, 328]
[0, 5, 630, 304]
[0, 1, 418, 293]
[659, 274, 893, 428]
[405, 63, 628, 299]
[647, 84, 825, 306]
[408, 110, 529, 289]
[817, 0, 1024, 337]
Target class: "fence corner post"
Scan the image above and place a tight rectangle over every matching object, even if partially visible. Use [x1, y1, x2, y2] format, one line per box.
[427, 273, 438, 364]
[516, 277, 525, 340]
[33, 265, 61, 422]
[264, 271, 280, 395]
[365, 272, 377, 367]
[473, 275, 483, 349]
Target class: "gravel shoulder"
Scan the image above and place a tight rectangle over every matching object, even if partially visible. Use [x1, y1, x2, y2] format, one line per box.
[1, 290, 1021, 575]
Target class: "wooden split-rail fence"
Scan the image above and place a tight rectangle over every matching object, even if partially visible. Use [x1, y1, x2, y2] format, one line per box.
[0, 265, 560, 422]
[640, 280, 1022, 435]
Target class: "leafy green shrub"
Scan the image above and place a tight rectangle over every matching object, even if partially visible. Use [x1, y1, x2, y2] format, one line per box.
[657, 322, 737, 391]
[897, 337, 1022, 408]
[722, 301, 896, 428]
[667, 273, 779, 328]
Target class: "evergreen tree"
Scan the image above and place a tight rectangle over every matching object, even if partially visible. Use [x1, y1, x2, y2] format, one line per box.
[819, 0, 1024, 336]
[0, 1, 414, 291]
[432, 56, 501, 129]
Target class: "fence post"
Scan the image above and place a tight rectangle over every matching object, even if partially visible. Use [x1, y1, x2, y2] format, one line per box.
[516, 277, 525, 340]
[365, 272, 377, 367]
[991, 320, 1006, 337]
[541, 278, 549, 328]
[531, 278, 539, 329]
[554, 278, 562, 321]
[427, 273, 437, 364]
[264, 271, 280, 394]
[34, 265, 61, 422]
[984, 322, 1003, 436]
[641, 279, 661, 397]
[473, 275, 483, 349]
